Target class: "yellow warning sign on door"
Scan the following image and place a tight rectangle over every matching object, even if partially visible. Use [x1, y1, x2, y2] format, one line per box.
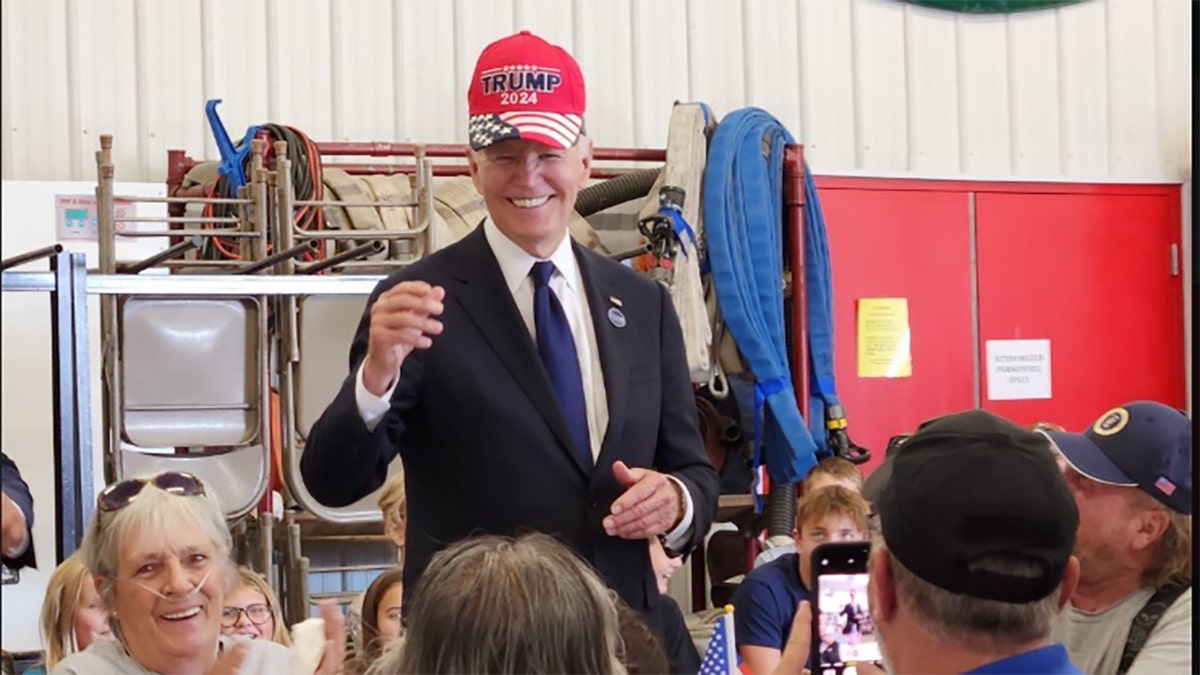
[857, 298, 912, 378]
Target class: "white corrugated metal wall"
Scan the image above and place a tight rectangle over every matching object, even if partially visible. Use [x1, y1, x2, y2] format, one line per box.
[0, 0, 1191, 183]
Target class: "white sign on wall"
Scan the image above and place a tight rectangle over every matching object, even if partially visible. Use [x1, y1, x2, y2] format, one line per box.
[986, 339, 1052, 401]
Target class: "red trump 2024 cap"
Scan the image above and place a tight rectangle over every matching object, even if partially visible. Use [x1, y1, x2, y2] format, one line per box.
[467, 31, 586, 151]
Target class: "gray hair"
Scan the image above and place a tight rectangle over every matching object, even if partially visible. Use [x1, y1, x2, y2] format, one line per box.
[1125, 489, 1193, 589]
[368, 532, 626, 675]
[876, 539, 1061, 652]
[81, 478, 234, 608]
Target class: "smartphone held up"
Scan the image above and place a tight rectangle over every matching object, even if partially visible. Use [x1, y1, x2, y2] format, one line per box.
[810, 541, 883, 675]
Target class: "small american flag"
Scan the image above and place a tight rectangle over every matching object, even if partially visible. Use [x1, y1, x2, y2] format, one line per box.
[1155, 476, 1177, 496]
[699, 605, 741, 675]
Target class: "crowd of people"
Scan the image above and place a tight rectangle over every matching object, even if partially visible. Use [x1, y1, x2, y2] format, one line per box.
[0, 27, 1192, 675]
[5, 397, 1189, 674]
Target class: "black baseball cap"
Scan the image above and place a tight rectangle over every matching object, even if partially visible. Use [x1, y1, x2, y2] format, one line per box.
[862, 433, 910, 504]
[1044, 401, 1192, 515]
[876, 409, 1079, 604]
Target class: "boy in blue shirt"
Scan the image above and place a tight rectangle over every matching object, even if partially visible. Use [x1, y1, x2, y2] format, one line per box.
[732, 485, 869, 674]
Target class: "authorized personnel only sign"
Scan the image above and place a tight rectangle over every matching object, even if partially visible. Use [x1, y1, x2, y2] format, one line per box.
[986, 339, 1052, 401]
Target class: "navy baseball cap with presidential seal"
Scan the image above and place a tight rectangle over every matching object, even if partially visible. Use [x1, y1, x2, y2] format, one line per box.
[1045, 401, 1192, 515]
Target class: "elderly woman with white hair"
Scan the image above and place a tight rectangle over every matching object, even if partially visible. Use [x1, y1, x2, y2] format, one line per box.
[51, 472, 344, 675]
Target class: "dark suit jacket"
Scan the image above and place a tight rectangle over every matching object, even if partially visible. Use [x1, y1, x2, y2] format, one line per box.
[1, 452, 36, 570]
[301, 227, 719, 615]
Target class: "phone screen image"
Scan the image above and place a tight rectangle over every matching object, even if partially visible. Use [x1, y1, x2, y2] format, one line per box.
[814, 572, 881, 674]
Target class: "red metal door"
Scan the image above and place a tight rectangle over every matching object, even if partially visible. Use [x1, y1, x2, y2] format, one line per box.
[975, 188, 1184, 429]
[819, 180, 978, 476]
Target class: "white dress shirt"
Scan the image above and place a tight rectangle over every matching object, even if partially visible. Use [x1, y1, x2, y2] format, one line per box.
[354, 219, 694, 546]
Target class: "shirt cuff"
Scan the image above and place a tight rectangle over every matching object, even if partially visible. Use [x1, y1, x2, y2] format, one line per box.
[662, 475, 695, 549]
[2, 498, 29, 559]
[355, 362, 399, 433]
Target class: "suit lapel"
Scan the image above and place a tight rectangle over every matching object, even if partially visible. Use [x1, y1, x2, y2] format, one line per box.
[449, 228, 585, 475]
[574, 243, 629, 473]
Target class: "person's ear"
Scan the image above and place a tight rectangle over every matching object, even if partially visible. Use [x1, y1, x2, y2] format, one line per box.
[578, 136, 593, 185]
[94, 575, 112, 612]
[1058, 555, 1081, 610]
[1130, 509, 1170, 552]
[868, 548, 897, 623]
[467, 148, 486, 193]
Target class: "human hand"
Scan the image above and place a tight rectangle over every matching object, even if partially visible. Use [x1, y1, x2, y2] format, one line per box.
[205, 639, 248, 675]
[313, 600, 346, 675]
[363, 281, 445, 395]
[602, 461, 682, 539]
[1, 491, 28, 556]
[772, 600, 812, 675]
[856, 662, 887, 675]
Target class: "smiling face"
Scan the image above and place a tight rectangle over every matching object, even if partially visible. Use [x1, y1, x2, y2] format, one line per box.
[73, 576, 113, 650]
[1061, 466, 1148, 583]
[468, 136, 592, 258]
[110, 524, 225, 672]
[221, 585, 273, 641]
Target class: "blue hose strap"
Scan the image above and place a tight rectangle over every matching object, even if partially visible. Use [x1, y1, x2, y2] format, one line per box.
[751, 377, 789, 512]
[660, 206, 696, 255]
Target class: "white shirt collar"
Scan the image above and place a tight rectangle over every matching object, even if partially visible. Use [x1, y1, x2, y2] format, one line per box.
[483, 218, 580, 293]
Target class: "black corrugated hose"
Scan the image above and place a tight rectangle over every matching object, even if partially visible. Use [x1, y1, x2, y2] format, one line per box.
[766, 481, 797, 539]
[573, 167, 662, 217]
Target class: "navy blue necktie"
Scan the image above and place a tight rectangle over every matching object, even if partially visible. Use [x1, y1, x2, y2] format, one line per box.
[531, 261, 592, 468]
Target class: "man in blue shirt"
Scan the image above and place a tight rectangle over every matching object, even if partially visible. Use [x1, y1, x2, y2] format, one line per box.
[732, 485, 869, 674]
[863, 410, 1084, 675]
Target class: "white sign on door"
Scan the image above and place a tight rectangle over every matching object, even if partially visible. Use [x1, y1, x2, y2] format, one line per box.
[986, 339, 1052, 401]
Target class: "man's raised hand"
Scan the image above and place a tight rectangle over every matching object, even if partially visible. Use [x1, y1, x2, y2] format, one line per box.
[362, 281, 445, 395]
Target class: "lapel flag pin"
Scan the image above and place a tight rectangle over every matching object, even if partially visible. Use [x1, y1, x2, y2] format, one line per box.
[607, 307, 627, 328]
[609, 296, 623, 307]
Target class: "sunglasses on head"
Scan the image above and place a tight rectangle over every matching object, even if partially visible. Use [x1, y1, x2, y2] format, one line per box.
[96, 472, 206, 512]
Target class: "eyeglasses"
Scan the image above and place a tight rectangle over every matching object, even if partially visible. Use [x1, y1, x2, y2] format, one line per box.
[221, 604, 273, 628]
[96, 472, 206, 512]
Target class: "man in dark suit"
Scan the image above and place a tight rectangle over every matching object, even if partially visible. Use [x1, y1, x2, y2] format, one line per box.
[301, 30, 718, 673]
[1, 452, 36, 570]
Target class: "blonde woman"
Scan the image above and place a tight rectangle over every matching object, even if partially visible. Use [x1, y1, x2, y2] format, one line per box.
[221, 566, 291, 646]
[27, 552, 112, 674]
[376, 470, 407, 562]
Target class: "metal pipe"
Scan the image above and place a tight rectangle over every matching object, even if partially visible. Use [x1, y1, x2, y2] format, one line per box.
[116, 235, 203, 274]
[324, 163, 639, 180]
[293, 198, 419, 208]
[116, 229, 261, 238]
[783, 144, 810, 426]
[96, 137, 116, 275]
[297, 241, 384, 274]
[1, 244, 64, 271]
[234, 241, 319, 275]
[292, 222, 429, 240]
[316, 141, 469, 157]
[274, 144, 302, 365]
[609, 244, 652, 263]
[419, 157, 434, 258]
[117, 216, 241, 223]
[122, 195, 249, 205]
[314, 141, 667, 163]
[250, 139, 269, 263]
